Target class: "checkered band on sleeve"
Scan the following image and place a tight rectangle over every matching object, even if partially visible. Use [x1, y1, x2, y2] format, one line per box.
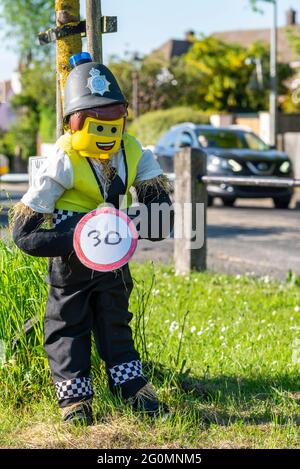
[109, 360, 143, 386]
[52, 209, 77, 227]
[55, 377, 93, 401]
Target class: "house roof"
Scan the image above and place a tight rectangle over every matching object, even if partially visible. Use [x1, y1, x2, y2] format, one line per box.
[152, 25, 300, 65]
[151, 39, 192, 61]
[214, 25, 300, 65]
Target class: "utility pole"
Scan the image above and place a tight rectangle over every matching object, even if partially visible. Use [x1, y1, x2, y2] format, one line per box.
[85, 0, 117, 64]
[270, 0, 278, 148]
[252, 0, 278, 147]
[85, 0, 103, 63]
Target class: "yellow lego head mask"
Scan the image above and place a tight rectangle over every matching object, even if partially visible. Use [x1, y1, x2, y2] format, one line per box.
[69, 104, 127, 159]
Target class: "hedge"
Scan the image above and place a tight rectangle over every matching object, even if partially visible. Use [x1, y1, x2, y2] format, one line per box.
[128, 107, 210, 146]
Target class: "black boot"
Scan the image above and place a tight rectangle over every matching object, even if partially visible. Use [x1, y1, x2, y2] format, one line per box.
[61, 399, 94, 426]
[128, 383, 170, 418]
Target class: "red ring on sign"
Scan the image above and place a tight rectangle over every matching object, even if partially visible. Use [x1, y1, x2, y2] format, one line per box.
[74, 207, 138, 272]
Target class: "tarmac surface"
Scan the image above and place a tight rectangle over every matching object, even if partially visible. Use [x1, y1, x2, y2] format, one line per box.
[134, 195, 300, 281]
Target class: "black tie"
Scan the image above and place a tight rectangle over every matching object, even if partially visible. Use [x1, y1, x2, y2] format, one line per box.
[105, 167, 126, 208]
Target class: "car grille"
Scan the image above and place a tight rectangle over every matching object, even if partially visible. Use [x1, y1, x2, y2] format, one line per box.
[228, 160, 290, 178]
[246, 161, 276, 175]
[234, 185, 288, 195]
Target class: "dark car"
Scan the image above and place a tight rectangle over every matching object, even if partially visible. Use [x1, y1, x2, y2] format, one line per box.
[154, 123, 294, 208]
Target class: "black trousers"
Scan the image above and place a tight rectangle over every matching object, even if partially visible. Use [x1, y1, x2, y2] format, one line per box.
[44, 264, 147, 408]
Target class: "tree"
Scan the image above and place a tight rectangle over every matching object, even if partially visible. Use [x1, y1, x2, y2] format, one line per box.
[288, 31, 300, 55]
[0, 57, 57, 164]
[110, 34, 292, 118]
[184, 36, 292, 113]
[0, 1, 82, 156]
[109, 58, 135, 107]
[283, 30, 300, 112]
[249, 0, 275, 14]
[0, 1, 61, 159]
[0, 0, 54, 62]
[249, 0, 300, 113]
[109, 54, 200, 116]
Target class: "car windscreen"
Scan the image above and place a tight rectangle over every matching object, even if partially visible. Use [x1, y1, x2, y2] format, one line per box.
[196, 129, 269, 151]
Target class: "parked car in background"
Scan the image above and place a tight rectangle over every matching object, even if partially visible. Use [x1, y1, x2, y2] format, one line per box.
[154, 123, 294, 208]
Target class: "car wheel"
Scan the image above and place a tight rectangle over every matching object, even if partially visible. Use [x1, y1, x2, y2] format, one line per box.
[207, 195, 214, 207]
[222, 198, 236, 207]
[273, 196, 292, 209]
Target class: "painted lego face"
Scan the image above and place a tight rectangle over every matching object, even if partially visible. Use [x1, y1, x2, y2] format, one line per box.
[71, 116, 125, 159]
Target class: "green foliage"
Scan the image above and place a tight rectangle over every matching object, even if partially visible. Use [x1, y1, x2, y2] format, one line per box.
[0, 58, 56, 159]
[0, 130, 16, 162]
[20, 60, 56, 111]
[185, 37, 292, 113]
[250, 0, 275, 14]
[109, 55, 189, 115]
[286, 270, 300, 287]
[250, 0, 300, 114]
[128, 107, 209, 145]
[281, 86, 300, 113]
[0, 0, 54, 60]
[7, 115, 39, 161]
[109, 59, 135, 105]
[0, 2, 56, 160]
[111, 34, 292, 118]
[39, 107, 56, 144]
[287, 29, 300, 55]
[284, 28, 300, 112]
[137, 56, 193, 113]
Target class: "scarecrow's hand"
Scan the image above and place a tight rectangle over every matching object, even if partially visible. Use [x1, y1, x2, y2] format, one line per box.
[129, 175, 174, 241]
[12, 206, 85, 257]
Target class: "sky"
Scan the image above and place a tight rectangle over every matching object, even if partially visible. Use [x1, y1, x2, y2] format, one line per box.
[0, 0, 298, 81]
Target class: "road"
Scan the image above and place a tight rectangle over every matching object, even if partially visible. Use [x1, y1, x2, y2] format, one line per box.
[134, 196, 300, 281]
[1, 183, 299, 280]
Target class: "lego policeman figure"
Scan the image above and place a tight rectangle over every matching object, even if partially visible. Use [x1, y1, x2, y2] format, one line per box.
[12, 52, 173, 425]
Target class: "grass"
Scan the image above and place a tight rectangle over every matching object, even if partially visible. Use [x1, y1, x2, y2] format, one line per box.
[0, 240, 299, 448]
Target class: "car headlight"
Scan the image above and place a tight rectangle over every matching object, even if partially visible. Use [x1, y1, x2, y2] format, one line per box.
[207, 155, 242, 172]
[279, 161, 291, 173]
[207, 155, 228, 170]
[228, 159, 242, 172]
[207, 155, 221, 166]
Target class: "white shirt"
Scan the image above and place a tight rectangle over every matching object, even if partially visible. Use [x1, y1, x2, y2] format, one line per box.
[22, 145, 163, 213]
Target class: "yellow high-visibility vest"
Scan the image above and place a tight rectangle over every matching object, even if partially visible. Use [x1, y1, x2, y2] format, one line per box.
[55, 132, 142, 212]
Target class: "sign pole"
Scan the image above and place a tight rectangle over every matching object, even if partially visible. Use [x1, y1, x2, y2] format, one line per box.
[85, 0, 103, 63]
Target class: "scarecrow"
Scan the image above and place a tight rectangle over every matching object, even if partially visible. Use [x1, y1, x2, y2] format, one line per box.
[12, 52, 173, 425]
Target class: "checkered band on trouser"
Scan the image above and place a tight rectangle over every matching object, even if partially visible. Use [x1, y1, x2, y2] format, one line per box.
[109, 360, 143, 386]
[55, 377, 93, 401]
[52, 209, 79, 227]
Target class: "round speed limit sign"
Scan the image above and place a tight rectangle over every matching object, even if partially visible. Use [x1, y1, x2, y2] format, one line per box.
[74, 207, 138, 272]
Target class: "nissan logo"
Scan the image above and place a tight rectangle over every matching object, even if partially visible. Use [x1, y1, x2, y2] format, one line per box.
[257, 163, 268, 171]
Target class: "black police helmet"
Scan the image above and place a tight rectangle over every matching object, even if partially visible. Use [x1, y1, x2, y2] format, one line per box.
[64, 52, 127, 118]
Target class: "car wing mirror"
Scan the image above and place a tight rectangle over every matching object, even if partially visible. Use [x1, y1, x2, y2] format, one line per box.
[178, 141, 192, 148]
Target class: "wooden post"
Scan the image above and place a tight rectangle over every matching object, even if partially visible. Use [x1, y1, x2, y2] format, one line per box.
[85, 0, 103, 63]
[55, 0, 82, 137]
[174, 147, 207, 274]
